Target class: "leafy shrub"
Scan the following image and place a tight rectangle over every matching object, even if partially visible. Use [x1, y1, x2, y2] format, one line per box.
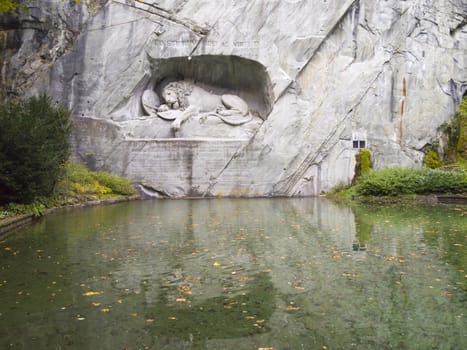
[0, 0, 18, 13]
[93, 171, 135, 196]
[4, 200, 46, 218]
[423, 150, 442, 169]
[64, 162, 135, 197]
[438, 97, 467, 163]
[355, 168, 467, 196]
[0, 94, 71, 204]
[0, 162, 135, 219]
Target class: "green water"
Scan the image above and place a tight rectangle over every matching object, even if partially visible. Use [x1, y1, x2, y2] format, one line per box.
[0, 198, 465, 349]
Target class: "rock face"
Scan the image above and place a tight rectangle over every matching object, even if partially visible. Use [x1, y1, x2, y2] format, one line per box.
[4, 0, 467, 197]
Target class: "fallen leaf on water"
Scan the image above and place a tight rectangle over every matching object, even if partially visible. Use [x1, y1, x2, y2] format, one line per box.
[224, 305, 233, 309]
[180, 285, 192, 295]
[286, 305, 300, 311]
[384, 256, 404, 263]
[258, 348, 274, 350]
[176, 298, 186, 302]
[168, 316, 176, 320]
[146, 319, 154, 324]
[213, 261, 221, 267]
[82, 291, 102, 297]
[131, 312, 138, 317]
[90, 302, 101, 307]
[101, 308, 110, 313]
[256, 319, 266, 324]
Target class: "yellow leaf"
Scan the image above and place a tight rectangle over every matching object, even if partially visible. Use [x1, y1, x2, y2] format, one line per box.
[146, 319, 154, 324]
[90, 302, 101, 307]
[286, 305, 300, 311]
[82, 291, 102, 297]
[168, 316, 176, 320]
[176, 298, 186, 302]
[180, 285, 192, 295]
[101, 308, 110, 313]
[213, 261, 221, 267]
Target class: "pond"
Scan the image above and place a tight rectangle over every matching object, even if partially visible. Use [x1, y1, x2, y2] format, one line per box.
[0, 198, 465, 349]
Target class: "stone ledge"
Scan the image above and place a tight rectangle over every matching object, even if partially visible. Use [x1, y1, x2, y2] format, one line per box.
[0, 215, 35, 236]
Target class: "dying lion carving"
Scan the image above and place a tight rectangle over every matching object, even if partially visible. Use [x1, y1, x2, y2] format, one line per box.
[142, 81, 252, 131]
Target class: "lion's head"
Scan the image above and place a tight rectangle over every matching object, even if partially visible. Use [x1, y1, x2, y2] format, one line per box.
[161, 81, 193, 110]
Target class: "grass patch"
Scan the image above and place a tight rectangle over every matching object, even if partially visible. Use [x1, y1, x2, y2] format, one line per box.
[0, 162, 136, 219]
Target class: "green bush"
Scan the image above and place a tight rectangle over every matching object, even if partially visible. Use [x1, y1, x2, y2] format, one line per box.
[93, 171, 135, 196]
[64, 162, 135, 197]
[0, 94, 71, 204]
[355, 168, 467, 196]
[0, 0, 18, 13]
[424, 149, 442, 169]
[4, 200, 47, 218]
[456, 98, 467, 160]
[438, 97, 467, 163]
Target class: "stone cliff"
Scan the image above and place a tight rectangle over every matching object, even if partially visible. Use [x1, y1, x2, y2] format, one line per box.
[2, 0, 466, 197]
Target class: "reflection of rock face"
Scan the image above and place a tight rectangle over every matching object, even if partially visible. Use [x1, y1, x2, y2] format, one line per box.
[6, 0, 465, 197]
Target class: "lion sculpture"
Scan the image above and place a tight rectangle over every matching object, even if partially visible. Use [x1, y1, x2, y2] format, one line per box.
[141, 81, 252, 132]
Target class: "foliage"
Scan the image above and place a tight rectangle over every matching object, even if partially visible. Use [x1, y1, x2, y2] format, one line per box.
[354, 167, 467, 196]
[3, 200, 46, 218]
[0, 1, 106, 13]
[0, 162, 136, 219]
[455, 97, 467, 160]
[353, 149, 372, 184]
[438, 96, 467, 163]
[0, 0, 17, 13]
[328, 182, 352, 195]
[62, 162, 135, 197]
[423, 149, 442, 169]
[0, 94, 71, 205]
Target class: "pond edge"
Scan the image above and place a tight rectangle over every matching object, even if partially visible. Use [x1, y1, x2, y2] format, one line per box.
[0, 195, 141, 237]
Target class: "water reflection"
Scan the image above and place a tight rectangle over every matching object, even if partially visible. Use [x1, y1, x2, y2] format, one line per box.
[0, 198, 465, 349]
